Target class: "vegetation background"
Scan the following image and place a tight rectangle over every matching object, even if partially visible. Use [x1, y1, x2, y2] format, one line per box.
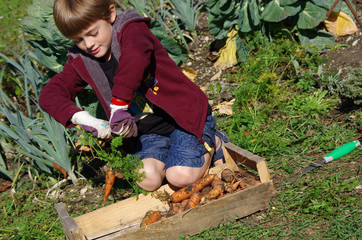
[0, 0, 361, 239]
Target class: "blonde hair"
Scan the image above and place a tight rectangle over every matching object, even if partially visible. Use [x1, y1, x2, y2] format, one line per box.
[54, 0, 114, 39]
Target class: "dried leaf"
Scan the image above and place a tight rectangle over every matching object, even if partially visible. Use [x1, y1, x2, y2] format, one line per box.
[212, 99, 235, 115]
[181, 67, 198, 82]
[0, 181, 12, 192]
[324, 12, 358, 36]
[53, 162, 67, 178]
[214, 29, 238, 70]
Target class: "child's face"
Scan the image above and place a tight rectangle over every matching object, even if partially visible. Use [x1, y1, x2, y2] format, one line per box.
[71, 5, 116, 61]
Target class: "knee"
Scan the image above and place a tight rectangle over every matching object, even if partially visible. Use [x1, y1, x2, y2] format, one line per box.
[137, 160, 165, 191]
[166, 167, 200, 188]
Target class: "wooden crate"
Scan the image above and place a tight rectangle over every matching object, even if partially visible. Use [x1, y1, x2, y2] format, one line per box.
[55, 142, 275, 240]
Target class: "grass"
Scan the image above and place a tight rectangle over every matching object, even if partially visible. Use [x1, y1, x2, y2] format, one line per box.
[0, 0, 32, 56]
[187, 37, 362, 240]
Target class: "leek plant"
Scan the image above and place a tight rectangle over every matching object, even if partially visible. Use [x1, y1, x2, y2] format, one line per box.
[0, 41, 77, 184]
[169, 0, 204, 44]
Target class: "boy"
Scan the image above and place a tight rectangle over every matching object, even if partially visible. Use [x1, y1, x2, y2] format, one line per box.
[39, 0, 227, 191]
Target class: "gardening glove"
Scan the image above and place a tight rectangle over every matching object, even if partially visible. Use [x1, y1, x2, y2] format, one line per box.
[71, 111, 112, 139]
[109, 96, 138, 138]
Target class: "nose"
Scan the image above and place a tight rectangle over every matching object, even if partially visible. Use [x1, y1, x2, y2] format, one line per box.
[84, 37, 94, 49]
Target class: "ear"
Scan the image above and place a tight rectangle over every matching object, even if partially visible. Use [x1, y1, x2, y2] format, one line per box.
[109, 5, 116, 23]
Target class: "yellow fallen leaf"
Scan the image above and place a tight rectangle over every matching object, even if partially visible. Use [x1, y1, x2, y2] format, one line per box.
[214, 29, 238, 71]
[212, 99, 235, 115]
[324, 11, 358, 36]
[181, 67, 198, 82]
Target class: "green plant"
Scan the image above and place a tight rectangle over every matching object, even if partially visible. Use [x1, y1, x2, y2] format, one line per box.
[169, 0, 203, 43]
[0, 0, 32, 57]
[20, 0, 72, 73]
[89, 135, 146, 196]
[0, 42, 77, 184]
[115, 0, 189, 64]
[207, 0, 356, 61]
[339, 65, 362, 105]
[207, 82, 221, 99]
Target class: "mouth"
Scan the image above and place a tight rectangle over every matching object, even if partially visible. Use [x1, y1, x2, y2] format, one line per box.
[92, 46, 100, 55]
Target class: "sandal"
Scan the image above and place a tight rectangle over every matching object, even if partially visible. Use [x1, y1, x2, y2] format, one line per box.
[212, 130, 229, 164]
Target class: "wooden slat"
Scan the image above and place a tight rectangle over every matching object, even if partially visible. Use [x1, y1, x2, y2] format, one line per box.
[74, 184, 174, 240]
[223, 142, 271, 183]
[103, 181, 274, 240]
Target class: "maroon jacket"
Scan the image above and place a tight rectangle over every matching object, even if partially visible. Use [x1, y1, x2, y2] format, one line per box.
[39, 10, 209, 141]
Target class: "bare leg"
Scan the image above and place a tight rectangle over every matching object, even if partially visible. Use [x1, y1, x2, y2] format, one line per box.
[137, 158, 165, 191]
[165, 152, 212, 188]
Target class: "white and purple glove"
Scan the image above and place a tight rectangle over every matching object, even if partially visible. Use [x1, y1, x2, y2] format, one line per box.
[109, 97, 138, 138]
[71, 111, 112, 139]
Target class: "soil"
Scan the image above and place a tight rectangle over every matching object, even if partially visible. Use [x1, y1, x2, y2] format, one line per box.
[0, 0, 361, 231]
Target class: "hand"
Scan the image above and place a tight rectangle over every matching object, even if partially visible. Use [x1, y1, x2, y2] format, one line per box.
[109, 97, 138, 138]
[71, 111, 112, 139]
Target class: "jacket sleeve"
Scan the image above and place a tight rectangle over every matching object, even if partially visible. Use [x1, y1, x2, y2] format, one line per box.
[111, 21, 155, 101]
[39, 60, 87, 128]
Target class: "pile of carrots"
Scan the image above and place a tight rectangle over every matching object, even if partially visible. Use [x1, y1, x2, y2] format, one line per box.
[140, 168, 260, 227]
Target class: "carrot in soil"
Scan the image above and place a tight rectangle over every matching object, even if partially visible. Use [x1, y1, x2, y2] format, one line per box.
[170, 174, 216, 203]
[221, 168, 234, 183]
[184, 192, 202, 211]
[200, 178, 225, 203]
[140, 210, 162, 227]
[103, 169, 115, 202]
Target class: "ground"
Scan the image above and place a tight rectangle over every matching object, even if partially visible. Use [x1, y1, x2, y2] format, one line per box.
[0, 0, 361, 229]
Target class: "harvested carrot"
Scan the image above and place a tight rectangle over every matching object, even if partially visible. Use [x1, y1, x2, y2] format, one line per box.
[166, 199, 188, 217]
[221, 168, 234, 183]
[140, 210, 162, 227]
[225, 179, 236, 193]
[170, 174, 216, 203]
[200, 178, 225, 203]
[184, 192, 202, 211]
[201, 185, 212, 196]
[231, 179, 242, 191]
[103, 169, 115, 202]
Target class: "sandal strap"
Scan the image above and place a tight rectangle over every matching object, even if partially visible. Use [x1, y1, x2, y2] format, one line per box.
[212, 130, 229, 162]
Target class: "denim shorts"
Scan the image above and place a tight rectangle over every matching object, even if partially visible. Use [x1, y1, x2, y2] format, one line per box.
[135, 115, 216, 169]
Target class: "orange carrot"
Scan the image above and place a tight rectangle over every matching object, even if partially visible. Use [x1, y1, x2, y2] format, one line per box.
[231, 179, 242, 191]
[225, 179, 236, 193]
[184, 192, 202, 211]
[200, 178, 225, 203]
[201, 185, 212, 196]
[166, 199, 188, 217]
[170, 174, 216, 203]
[140, 210, 162, 227]
[103, 170, 115, 202]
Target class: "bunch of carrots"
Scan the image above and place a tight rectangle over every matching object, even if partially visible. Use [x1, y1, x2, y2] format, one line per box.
[140, 168, 260, 227]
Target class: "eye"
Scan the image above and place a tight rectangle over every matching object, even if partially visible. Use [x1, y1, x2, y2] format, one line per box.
[90, 31, 98, 37]
[73, 38, 82, 44]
